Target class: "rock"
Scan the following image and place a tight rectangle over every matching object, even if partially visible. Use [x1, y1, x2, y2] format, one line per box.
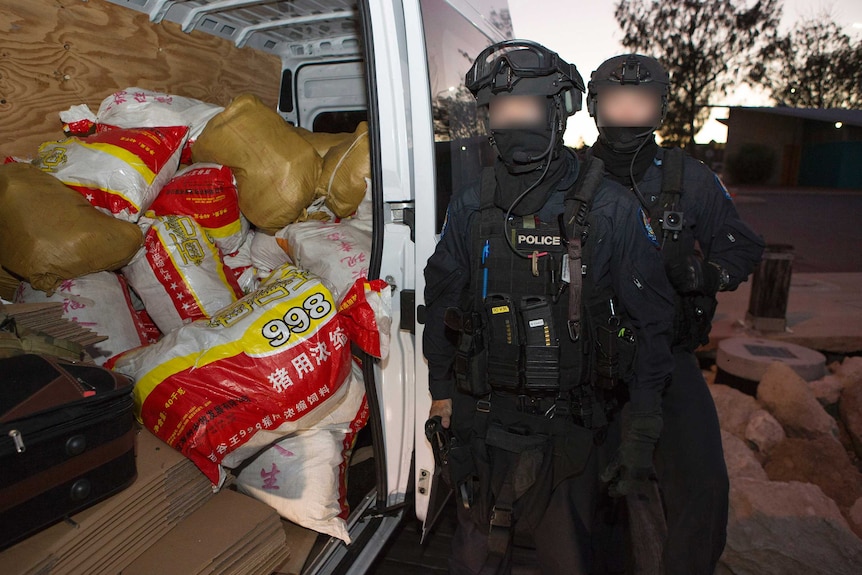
[808, 374, 845, 407]
[722, 430, 768, 480]
[709, 383, 761, 439]
[764, 437, 862, 511]
[757, 362, 840, 441]
[719, 478, 862, 575]
[837, 418, 860, 460]
[834, 356, 862, 387]
[849, 497, 862, 540]
[840, 380, 862, 460]
[744, 409, 786, 457]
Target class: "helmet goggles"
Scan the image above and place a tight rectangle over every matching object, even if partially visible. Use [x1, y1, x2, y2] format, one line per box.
[466, 40, 585, 98]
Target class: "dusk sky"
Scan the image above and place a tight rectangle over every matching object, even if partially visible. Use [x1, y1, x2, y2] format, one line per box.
[506, 0, 862, 146]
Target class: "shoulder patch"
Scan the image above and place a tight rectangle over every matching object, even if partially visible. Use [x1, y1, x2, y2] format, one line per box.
[714, 174, 732, 200]
[638, 207, 659, 247]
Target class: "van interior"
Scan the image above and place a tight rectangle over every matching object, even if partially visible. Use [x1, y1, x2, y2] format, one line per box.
[0, 0, 512, 572]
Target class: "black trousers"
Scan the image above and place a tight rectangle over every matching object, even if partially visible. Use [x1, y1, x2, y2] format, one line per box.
[653, 349, 729, 574]
[448, 393, 619, 575]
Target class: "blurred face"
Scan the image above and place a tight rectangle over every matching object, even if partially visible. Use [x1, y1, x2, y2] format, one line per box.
[488, 95, 546, 129]
[597, 86, 661, 126]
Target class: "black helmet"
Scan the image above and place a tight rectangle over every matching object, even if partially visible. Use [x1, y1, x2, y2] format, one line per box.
[466, 39, 585, 116]
[587, 54, 669, 123]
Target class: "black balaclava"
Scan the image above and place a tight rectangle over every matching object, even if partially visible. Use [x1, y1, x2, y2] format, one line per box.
[591, 128, 658, 186]
[587, 54, 669, 188]
[490, 99, 570, 216]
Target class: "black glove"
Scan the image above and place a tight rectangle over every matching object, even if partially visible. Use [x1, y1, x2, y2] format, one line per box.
[601, 412, 662, 498]
[665, 254, 720, 295]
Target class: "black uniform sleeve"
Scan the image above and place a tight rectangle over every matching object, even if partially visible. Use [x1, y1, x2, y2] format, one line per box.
[686, 159, 765, 290]
[422, 187, 478, 400]
[591, 189, 675, 414]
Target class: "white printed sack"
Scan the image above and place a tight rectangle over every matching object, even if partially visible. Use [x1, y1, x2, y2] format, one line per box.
[122, 214, 243, 334]
[276, 221, 371, 303]
[109, 265, 390, 486]
[96, 88, 224, 164]
[250, 230, 292, 274]
[14, 272, 149, 365]
[236, 360, 369, 542]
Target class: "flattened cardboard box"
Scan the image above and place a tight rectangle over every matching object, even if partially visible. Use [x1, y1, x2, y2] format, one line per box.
[122, 489, 288, 575]
[0, 428, 214, 575]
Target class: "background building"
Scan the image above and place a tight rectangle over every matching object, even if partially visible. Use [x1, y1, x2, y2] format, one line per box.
[722, 107, 862, 189]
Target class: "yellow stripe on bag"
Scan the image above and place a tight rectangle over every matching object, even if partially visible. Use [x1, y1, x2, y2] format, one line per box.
[57, 179, 141, 212]
[207, 230, 240, 293]
[205, 219, 242, 240]
[84, 141, 157, 184]
[132, 341, 244, 411]
[132, 285, 336, 409]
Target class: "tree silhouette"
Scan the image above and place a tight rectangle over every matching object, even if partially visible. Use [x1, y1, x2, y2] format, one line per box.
[614, 0, 782, 147]
[751, 13, 862, 108]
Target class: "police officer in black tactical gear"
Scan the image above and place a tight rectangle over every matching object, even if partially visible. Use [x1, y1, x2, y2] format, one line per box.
[587, 53, 765, 575]
[423, 40, 676, 575]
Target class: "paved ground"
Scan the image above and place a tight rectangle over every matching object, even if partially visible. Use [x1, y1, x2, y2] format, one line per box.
[729, 187, 862, 273]
[710, 272, 862, 355]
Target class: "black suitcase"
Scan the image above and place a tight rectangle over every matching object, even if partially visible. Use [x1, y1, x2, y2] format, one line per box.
[0, 354, 137, 550]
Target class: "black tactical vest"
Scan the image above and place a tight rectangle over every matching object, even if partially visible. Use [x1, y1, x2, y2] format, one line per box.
[469, 168, 586, 394]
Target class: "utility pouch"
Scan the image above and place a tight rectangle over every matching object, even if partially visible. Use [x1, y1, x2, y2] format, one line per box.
[519, 296, 560, 393]
[450, 307, 491, 396]
[484, 294, 522, 392]
[594, 321, 637, 390]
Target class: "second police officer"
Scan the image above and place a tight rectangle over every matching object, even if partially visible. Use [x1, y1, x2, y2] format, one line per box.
[423, 40, 676, 574]
[587, 53, 765, 574]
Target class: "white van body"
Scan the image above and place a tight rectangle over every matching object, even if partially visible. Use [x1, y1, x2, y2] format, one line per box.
[103, 1, 511, 572]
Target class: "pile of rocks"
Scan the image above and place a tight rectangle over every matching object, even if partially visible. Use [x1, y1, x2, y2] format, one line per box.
[710, 356, 862, 575]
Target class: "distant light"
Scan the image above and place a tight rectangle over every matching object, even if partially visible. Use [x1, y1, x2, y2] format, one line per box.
[835, 121, 844, 129]
[790, 87, 797, 94]
[448, 86, 456, 92]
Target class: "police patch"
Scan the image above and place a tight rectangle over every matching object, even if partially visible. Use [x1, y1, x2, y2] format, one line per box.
[715, 174, 732, 200]
[639, 207, 659, 247]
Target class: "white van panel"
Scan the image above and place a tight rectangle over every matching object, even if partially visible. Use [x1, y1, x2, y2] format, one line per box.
[399, 0, 438, 522]
[377, 221, 416, 507]
[294, 61, 367, 127]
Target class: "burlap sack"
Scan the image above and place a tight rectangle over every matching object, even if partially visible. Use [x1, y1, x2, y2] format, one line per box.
[192, 94, 321, 233]
[0, 163, 143, 294]
[317, 122, 370, 218]
[294, 126, 350, 157]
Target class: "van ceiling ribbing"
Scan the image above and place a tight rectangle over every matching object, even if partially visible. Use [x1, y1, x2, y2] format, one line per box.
[106, 0, 360, 56]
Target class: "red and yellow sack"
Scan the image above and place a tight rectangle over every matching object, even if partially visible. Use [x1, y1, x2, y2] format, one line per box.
[149, 163, 249, 254]
[122, 214, 243, 334]
[108, 266, 389, 485]
[34, 126, 188, 222]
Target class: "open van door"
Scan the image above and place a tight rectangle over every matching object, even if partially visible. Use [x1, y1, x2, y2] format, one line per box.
[411, 0, 511, 539]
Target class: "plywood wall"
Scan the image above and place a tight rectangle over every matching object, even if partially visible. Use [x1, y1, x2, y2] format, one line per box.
[0, 0, 282, 157]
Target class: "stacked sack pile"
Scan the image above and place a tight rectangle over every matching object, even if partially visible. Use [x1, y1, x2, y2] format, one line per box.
[0, 88, 385, 543]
